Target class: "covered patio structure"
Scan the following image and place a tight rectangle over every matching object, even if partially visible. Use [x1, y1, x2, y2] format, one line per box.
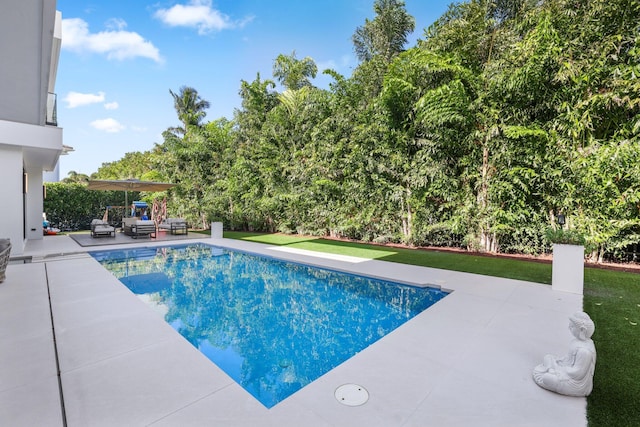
[86, 179, 176, 219]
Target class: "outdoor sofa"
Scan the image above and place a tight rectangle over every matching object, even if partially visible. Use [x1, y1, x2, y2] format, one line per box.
[123, 218, 156, 239]
[90, 219, 116, 238]
[158, 218, 188, 235]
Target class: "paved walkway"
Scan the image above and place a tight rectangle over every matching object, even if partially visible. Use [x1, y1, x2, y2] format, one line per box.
[0, 235, 586, 426]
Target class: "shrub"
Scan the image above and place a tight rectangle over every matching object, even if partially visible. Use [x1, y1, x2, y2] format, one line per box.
[545, 228, 586, 246]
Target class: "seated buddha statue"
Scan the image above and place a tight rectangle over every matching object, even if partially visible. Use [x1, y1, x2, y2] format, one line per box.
[532, 312, 596, 397]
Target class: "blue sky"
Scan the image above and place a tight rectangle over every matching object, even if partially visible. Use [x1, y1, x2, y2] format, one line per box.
[55, 0, 452, 179]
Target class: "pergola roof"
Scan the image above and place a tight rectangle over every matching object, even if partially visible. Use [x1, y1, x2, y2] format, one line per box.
[87, 179, 175, 192]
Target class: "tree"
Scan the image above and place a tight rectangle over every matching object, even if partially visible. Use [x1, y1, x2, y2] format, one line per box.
[162, 119, 234, 228]
[48, 0, 640, 264]
[547, 0, 640, 259]
[421, 0, 512, 73]
[169, 86, 211, 135]
[92, 151, 157, 180]
[352, 0, 415, 63]
[61, 170, 90, 183]
[419, 0, 562, 253]
[380, 48, 475, 243]
[236, 74, 278, 125]
[272, 51, 318, 90]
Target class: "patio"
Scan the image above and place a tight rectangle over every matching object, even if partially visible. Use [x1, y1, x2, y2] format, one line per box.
[68, 229, 203, 247]
[0, 235, 586, 426]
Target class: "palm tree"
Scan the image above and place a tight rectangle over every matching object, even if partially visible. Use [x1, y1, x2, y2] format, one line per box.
[272, 51, 318, 90]
[352, 0, 415, 63]
[169, 86, 211, 135]
[62, 170, 90, 183]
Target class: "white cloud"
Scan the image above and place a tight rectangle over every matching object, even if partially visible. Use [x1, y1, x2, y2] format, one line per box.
[62, 18, 162, 62]
[154, 0, 252, 35]
[104, 101, 119, 110]
[64, 91, 106, 108]
[105, 18, 127, 31]
[90, 118, 125, 133]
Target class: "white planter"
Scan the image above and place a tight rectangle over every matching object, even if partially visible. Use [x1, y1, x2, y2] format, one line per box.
[551, 243, 585, 294]
[210, 222, 223, 239]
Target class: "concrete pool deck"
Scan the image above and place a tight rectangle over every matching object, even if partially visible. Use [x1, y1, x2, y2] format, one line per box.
[1, 235, 586, 426]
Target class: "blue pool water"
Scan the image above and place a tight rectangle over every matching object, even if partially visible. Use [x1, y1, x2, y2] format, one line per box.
[91, 243, 448, 408]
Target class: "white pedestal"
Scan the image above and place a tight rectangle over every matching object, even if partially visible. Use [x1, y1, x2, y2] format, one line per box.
[210, 222, 223, 239]
[551, 244, 584, 294]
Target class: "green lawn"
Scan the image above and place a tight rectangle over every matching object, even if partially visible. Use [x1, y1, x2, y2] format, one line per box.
[224, 231, 640, 426]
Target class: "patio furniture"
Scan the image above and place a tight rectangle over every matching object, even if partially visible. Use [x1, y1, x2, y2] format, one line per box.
[158, 218, 188, 235]
[90, 219, 116, 238]
[122, 217, 137, 235]
[0, 239, 11, 283]
[123, 218, 156, 239]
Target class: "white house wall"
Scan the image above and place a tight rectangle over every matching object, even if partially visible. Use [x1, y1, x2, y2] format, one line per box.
[1, 2, 51, 124]
[0, 119, 63, 147]
[0, 148, 25, 254]
[0, 0, 63, 257]
[0, 120, 63, 171]
[26, 165, 45, 242]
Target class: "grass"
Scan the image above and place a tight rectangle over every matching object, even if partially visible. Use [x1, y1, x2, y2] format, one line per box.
[225, 231, 553, 282]
[224, 231, 640, 426]
[582, 268, 640, 426]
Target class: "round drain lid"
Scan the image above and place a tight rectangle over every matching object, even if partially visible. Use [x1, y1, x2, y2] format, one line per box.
[335, 384, 369, 406]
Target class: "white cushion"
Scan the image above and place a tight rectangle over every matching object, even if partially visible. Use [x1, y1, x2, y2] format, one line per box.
[160, 219, 183, 225]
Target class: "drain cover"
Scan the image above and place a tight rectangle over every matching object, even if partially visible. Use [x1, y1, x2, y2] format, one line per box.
[335, 384, 369, 406]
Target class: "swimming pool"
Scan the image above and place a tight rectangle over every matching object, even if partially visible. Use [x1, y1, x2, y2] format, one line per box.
[91, 243, 448, 408]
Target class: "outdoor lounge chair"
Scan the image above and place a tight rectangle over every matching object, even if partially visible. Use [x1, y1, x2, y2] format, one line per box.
[124, 219, 156, 239]
[90, 219, 116, 238]
[158, 218, 188, 235]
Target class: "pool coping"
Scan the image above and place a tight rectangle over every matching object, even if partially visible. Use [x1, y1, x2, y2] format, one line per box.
[1, 235, 587, 426]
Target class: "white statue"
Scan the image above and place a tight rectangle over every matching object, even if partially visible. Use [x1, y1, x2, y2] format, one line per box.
[532, 312, 596, 397]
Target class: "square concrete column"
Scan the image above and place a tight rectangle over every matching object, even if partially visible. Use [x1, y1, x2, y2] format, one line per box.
[211, 222, 223, 239]
[552, 244, 585, 294]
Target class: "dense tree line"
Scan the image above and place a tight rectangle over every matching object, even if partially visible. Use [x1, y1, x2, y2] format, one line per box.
[44, 183, 138, 231]
[67, 0, 639, 262]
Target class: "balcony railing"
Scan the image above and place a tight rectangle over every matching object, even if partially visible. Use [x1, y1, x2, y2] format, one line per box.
[46, 92, 57, 126]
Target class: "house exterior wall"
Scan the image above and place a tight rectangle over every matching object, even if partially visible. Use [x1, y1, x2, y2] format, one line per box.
[0, 148, 26, 251]
[0, 0, 63, 256]
[26, 166, 45, 241]
[0, 1, 57, 125]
